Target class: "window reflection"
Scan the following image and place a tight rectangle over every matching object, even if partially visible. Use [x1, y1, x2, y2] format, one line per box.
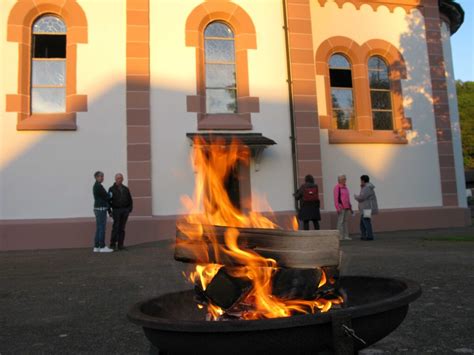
[329, 54, 355, 129]
[31, 15, 66, 113]
[368, 56, 393, 130]
[205, 22, 237, 114]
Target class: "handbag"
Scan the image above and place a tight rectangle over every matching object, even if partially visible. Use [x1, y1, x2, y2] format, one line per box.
[363, 209, 372, 218]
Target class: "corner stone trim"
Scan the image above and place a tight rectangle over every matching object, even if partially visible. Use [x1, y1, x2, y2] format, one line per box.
[126, 0, 152, 216]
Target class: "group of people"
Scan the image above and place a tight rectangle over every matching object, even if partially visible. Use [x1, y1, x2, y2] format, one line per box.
[93, 169, 377, 250]
[294, 174, 378, 241]
[92, 171, 134, 253]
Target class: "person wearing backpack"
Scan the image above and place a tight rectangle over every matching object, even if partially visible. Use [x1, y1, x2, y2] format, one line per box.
[333, 174, 353, 241]
[293, 174, 321, 230]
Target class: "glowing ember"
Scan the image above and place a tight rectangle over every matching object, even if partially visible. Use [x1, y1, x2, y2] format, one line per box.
[177, 137, 343, 320]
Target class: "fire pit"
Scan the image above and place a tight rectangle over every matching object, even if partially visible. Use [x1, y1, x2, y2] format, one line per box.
[128, 276, 421, 354]
[127, 137, 422, 354]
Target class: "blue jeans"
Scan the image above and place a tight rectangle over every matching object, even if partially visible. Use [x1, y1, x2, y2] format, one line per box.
[360, 216, 374, 240]
[94, 210, 107, 248]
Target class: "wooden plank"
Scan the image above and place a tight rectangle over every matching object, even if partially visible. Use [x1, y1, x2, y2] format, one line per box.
[175, 223, 340, 268]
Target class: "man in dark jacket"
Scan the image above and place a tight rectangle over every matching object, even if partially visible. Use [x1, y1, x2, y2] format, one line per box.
[293, 174, 321, 230]
[108, 173, 133, 250]
[92, 171, 113, 253]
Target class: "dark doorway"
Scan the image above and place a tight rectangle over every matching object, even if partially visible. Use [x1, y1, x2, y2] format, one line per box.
[224, 164, 241, 210]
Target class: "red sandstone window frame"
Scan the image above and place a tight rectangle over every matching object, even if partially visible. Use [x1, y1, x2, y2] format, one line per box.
[316, 37, 411, 144]
[185, 2, 259, 130]
[6, 0, 88, 131]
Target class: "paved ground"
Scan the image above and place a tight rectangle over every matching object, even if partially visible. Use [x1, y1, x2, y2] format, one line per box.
[1, 226, 473, 354]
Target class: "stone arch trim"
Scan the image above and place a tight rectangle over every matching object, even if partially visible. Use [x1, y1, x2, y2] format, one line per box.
[315, 36, 365, 132]
[6, 0, 88, 130]
[185, 1, 259, 130]
[316, 0, 422, 13]
[361, 39, 407, 80]
[315, 36, 409, 143]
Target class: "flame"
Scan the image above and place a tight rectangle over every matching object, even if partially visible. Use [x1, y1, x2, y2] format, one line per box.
[291, 216, 299, 231]
[318, 269, 327, 288]
[178, 137, 341, 320]
[189, 264, 222, 291]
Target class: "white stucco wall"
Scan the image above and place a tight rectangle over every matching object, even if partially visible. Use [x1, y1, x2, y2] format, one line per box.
[0, 6, 7, 220]
[0, 0, 128, 219]
[150, 0, 294, 216]
[311, 2, 444, 210]
[441, 21, 467, 207]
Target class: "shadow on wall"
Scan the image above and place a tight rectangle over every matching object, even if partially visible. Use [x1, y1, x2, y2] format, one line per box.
[398, 13, 440, 146]
[0, 77, 298, 249]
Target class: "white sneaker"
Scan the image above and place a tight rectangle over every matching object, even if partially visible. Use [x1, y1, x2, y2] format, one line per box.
[343, 236, 352, 241]
[99, 246, 114, 253]
[93, 247, 100, 252]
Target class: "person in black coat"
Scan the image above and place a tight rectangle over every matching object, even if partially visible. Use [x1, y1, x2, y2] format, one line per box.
[92, 171, 114, 253]
[108, 173, 133, 250]
[294, 174, 321, 230]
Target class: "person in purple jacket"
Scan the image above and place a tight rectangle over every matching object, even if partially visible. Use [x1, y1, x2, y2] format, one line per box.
[333, 174, 353, 241]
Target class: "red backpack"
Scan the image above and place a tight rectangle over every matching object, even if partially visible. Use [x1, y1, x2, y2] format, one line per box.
[303, 186, 319, 202]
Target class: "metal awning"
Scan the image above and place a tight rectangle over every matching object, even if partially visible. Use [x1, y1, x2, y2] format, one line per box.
[186, 133, 277, 171]
[186, 133, 276, 147]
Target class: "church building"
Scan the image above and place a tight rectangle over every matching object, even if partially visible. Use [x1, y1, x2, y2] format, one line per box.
[0, 0, 469, 250]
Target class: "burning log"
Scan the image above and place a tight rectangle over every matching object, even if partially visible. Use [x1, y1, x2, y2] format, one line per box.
[271, 268, 323, 300]
[175, 223, 340, 269]
[195, 266, 339, 312]
[196, 267, 252, 310]
[271, 266, 340, 300]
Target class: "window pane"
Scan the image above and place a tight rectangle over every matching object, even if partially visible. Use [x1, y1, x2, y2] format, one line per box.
[205, 22, 233, 38]
[31, 88, 66, 113]
[205, 39, 235, 62]
[370, 91, 392, 110]
[369, 70, 390, 89]
[33, 16, 66, 33]
[206, 89, 237, 113]
[333, 110, 354, 130]
[330, 54, 350, 68]
[331, 89, 353, 110]
[33, 34, 66, 58]
[368, 56, 387, 71]
[32, 60, 65, 86]
[206, 64, 236, 88]
[373, 111, 393, 130]
[330, 69, 352, 88]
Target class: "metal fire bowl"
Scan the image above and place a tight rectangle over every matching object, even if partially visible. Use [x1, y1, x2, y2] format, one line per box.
[128, 276, 421, 354]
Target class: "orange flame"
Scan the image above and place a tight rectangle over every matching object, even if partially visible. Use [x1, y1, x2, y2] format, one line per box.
[178, 137, 340, 320]
[291, 216, 299, 231]
[189, 264, 222, 291]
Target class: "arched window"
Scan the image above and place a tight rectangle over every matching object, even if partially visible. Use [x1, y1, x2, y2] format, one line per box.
[368, 56, 393, 130]
[31, 15, 66, 113]
[329, 54, 354, 130]
[204, 22, 237, 114]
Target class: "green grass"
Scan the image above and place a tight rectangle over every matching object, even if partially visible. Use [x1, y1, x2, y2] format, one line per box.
[423, 235, 474, 242]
